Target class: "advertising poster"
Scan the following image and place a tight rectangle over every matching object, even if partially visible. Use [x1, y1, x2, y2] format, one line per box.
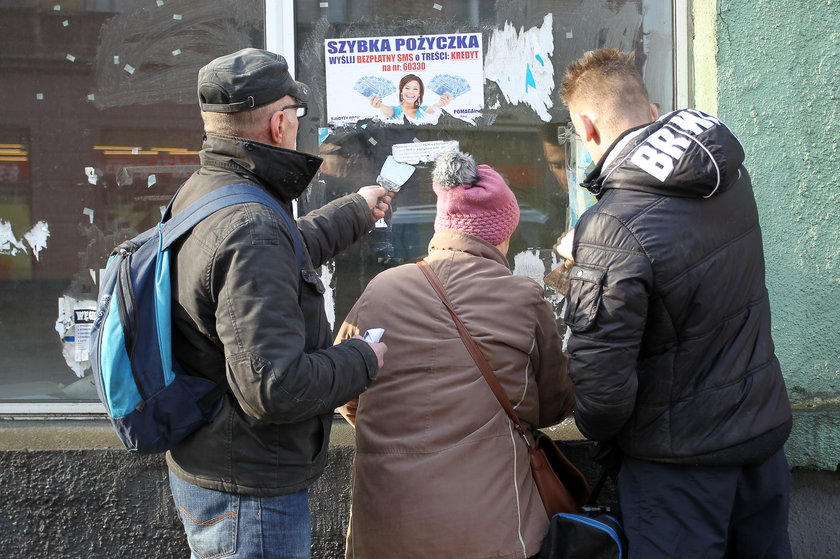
[324, 33, 484, 126]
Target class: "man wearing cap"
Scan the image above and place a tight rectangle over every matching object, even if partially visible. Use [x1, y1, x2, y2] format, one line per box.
[165, 48, 391, 558]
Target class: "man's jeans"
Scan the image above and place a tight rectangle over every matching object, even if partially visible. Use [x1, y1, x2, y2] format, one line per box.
[169, 470, 311, 559]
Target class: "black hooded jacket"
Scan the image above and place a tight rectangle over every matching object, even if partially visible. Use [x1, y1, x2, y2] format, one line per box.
[165, 133, 379, 495]
[564, 109, 791, 465]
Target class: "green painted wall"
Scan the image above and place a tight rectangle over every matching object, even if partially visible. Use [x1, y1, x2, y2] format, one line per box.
[693, 0, 839, 469]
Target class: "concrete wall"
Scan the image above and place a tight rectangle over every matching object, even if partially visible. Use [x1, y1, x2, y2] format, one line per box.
[0, 423, 606, 558]
[0, 443, 355, 557]
[693, 0, 840, 470]
[2, 426, 839, 558]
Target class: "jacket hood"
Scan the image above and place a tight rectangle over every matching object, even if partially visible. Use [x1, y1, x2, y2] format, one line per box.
[582, 109, 745, 199]
[200, 133, 322, 203]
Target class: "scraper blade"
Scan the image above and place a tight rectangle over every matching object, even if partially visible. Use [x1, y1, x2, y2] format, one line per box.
[376, 155, 415, 192]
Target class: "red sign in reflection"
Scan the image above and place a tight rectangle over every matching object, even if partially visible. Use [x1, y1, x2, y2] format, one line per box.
[0, 160, 29, 183]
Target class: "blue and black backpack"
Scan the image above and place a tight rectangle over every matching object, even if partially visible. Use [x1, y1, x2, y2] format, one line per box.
[537, 469, 628, 559]
[89, 183, 304, 453]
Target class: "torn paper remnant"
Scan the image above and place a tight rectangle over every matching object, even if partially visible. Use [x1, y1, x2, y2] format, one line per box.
[56, 296, 98, 377]
[0, 220, 28, 256]
[85, 166, 99, 185]
[24, 221, 50, 261]
[484, 13, 555, 121]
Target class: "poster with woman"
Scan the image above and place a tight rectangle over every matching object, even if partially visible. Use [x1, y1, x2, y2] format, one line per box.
[324, 33, 484, 126]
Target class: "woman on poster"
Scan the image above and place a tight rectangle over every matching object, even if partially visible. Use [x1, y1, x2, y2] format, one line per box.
[370, 73, 451, 123]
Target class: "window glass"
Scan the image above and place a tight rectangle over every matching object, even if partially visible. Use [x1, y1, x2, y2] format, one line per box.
[294, 0, 674, 330]
[0, 0, 673, 405]
[0, 0, 264, 402]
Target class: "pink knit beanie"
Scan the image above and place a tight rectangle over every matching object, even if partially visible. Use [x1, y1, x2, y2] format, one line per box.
[432, 151, 520, 246]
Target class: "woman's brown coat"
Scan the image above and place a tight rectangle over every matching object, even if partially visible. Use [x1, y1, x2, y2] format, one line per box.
[337, 230, 574, 559]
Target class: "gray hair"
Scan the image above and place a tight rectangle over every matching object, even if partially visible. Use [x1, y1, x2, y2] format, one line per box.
[201, 100, 280, 137]
[433, 151, 479, 190]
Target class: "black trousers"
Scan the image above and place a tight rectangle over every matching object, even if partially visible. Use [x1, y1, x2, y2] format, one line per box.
[617, 448, 792, 559]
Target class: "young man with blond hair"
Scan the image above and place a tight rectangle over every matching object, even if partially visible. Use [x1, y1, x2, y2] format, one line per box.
[556, 48, 792, 558]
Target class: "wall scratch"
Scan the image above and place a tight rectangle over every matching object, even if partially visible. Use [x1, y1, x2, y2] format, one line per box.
[91, 1, 262, 109]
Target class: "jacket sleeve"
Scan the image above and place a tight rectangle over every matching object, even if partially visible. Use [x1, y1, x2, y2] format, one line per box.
[334, 311, 364, 427]
[296, 193, 374, 267]
[212, 203, 378, 424]
[563, 212, 652, 442]
[531, 291, 575, 428]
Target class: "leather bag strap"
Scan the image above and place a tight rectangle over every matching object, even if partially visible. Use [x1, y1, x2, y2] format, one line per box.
[416, 260, 530, 444]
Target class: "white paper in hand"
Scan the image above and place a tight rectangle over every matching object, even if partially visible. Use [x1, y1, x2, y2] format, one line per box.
[363, 328, 385, 343]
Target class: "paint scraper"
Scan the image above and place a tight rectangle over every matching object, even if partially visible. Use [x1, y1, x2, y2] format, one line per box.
[376, 155, 415, 192]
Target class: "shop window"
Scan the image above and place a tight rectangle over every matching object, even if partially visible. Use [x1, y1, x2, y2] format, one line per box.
[0, 0, 676, 408]
[294, 0, 675, 331]
[0, 0, 264, 405]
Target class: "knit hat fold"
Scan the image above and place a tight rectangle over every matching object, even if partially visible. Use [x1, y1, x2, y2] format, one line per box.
[432, 151, 520, 246]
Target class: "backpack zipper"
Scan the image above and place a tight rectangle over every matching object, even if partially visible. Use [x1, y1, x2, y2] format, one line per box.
[555, 513, 624, 559]
[115, 246, 148, 406]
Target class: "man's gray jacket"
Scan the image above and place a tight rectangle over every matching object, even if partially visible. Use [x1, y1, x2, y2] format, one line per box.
[166, 133, 379, 496]
[565, 109, 791, 466]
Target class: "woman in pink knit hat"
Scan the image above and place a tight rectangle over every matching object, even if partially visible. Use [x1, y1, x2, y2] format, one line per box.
[336, 151, 574, 559]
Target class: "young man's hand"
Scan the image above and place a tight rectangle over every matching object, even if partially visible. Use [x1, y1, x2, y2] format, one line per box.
[555, 228, 575, 269]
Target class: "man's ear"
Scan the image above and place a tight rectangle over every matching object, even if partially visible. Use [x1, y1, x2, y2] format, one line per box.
[268, 110, 285, 145]
[650, 103, 659, 121]
[579, 113, 599, 145]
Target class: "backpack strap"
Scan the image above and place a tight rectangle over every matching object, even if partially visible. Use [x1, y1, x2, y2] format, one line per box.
[160, 183, 305, 276]
[159, 183, 307, 408]
[416, 259, 531, 444]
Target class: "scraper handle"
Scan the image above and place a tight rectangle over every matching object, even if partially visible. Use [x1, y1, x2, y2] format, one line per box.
[376, 175, 402, 192]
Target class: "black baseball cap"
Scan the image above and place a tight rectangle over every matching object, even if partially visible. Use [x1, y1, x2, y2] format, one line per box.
[197, 48, 309, 113]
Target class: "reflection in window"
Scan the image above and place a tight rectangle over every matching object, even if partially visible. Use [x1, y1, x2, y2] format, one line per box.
[0, 0, 674, 403]
[0, 0, 264, 402]
[0, 128, 33, 279]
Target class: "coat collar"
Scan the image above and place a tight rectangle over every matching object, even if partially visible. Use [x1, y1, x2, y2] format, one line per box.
[427, 230, 510, 268]
[581, 109, 745, 199]
[199, 133, 323, 203]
